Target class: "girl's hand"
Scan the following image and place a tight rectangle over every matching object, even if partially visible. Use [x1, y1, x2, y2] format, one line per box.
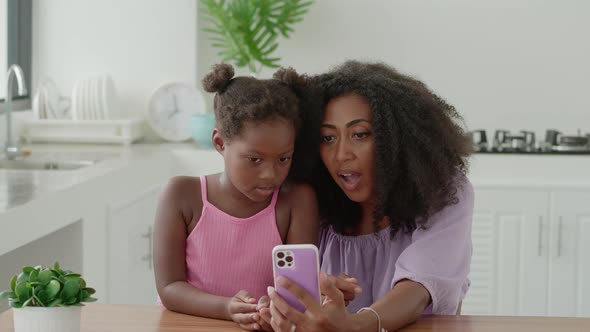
[268, 272, 355, 332]
[256, 295, 274, 331]
[226, 290, 261, 330]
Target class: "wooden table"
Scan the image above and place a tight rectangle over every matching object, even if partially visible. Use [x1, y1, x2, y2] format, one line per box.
[1, 304, 590, 331]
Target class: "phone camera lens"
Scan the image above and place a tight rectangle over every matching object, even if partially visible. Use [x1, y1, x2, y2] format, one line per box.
[278, 260, 285, 267]
[277, 252, 285, 259]
[285, 256, 293, 263]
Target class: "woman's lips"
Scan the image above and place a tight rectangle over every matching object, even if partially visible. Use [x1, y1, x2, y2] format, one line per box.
[338, 172, 361, 191]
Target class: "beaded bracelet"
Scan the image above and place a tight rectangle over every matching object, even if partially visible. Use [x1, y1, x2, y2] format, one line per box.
[356, 307, 388, 332]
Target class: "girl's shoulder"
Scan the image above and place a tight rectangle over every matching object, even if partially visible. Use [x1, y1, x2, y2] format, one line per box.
[160, 175, 204, 210]
[163, 175, 201, 196]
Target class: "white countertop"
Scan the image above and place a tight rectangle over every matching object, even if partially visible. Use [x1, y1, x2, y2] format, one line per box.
[0, 145, 589, 221]
[1, 146, 590, 214]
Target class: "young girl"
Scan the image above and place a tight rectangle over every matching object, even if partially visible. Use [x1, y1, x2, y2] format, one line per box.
[153, 63, 320, 331]
[265, 61, 474, 332]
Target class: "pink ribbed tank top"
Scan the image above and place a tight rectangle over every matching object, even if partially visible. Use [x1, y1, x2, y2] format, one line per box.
[184, 176, 283, 299]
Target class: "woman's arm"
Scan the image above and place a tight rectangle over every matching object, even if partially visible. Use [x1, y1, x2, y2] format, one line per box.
[268, 274, 429, 332]
[153, 177, 260, 329]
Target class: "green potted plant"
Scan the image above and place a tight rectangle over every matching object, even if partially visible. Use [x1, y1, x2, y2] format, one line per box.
[0, 262, 97, 332]
[200, 0, 314, 74]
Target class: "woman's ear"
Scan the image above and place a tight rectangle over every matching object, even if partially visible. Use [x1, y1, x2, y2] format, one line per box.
[212, 128, 225, 153]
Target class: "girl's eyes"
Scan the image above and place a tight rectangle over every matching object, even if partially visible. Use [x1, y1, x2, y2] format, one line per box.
[246, 156, 292, 164]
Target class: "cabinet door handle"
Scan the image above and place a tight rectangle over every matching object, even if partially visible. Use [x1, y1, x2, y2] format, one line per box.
[538, 217, 543, 256]
[557, 217, 563, 257]
[141, 226, 153, 270]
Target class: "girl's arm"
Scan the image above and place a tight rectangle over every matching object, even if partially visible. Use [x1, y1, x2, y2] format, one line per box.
[153, 177, 260, 329]
[285, 183, 319, 245]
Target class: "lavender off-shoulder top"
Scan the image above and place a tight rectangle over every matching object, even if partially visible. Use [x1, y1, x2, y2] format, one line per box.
[319, 176, 474, 315]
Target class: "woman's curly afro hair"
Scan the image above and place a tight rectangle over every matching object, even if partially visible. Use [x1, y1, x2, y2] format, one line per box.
[311, 61, 473, 238]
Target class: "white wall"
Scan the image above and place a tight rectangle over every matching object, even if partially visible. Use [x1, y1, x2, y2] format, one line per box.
[30, 1, 590, 139]
[0, 1, 7, 99]
[32, 0, 198, 139]
[198, 0, 590, 139]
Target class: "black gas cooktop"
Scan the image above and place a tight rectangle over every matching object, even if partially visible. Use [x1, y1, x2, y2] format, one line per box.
[469, 129, 590, 155]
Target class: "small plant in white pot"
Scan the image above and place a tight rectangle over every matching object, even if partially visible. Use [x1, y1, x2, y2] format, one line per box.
[0, 262, 97, 332]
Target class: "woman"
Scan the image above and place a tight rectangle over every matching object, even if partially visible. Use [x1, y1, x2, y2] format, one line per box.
[265, 61, 474, 332]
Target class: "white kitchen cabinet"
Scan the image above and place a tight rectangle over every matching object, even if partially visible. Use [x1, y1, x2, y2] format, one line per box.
[547, 190, 590, 317]
[463, 186, 590, 317]
[106, 185, 162, 305]
[462, 188, 550, 316]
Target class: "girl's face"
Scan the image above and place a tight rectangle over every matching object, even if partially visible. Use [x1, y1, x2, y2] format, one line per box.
[219, 118, 296, 203]
[319, 94, 375, 204]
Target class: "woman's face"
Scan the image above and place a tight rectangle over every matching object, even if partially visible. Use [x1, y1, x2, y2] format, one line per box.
[319, 93, 375, 203]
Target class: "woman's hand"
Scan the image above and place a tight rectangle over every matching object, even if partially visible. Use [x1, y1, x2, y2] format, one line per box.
[267, 272, 355, 332]
[329, 274, 362, 305]
[226, 290, 262, 330]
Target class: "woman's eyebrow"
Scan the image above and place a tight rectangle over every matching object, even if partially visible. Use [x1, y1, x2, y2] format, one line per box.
[321, 119, 370, 129]
[346, 119, 370, 127]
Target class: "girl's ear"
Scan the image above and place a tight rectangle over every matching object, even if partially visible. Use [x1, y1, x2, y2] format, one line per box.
[212, 128, 225, 153]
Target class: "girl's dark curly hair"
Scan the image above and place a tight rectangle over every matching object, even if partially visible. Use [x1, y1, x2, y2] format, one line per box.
[202, 63, 321, 181]
[311, 61, 472, 238]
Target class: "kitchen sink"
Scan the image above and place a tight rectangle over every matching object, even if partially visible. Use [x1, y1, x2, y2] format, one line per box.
[0, 159, 95, 171]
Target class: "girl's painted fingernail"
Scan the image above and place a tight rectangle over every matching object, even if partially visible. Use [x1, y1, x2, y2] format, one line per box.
[267, 286, 274, 296]
[254, 323, 260, 330]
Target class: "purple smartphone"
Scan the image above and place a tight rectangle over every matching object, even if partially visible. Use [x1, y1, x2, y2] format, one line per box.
[272, 244, 321, 312]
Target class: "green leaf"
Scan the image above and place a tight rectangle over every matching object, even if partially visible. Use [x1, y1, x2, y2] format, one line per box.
[53, 262, 61, 270]
[10, 300, 23, 308]
[16, 272, 29, 284]
[62, 279, 80, 300]
[51, 268, 64, 277]
[0, 290, 15, 299]
[22, 266, 34, 274]
[37, 269, 53, 284]
[46, 280, 61, 299]
[22, 297, 35, 307]
[47, 298, 62, 307]
[15, 282, 31, 303]
[199, 0, 314, 70]
[84, 297, 98, 303]
[28, 269, 39, 283]
[33, 294, 46, 307]
[10, 275, 17, 292]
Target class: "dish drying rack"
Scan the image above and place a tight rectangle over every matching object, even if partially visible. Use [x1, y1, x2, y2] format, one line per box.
[21, 118, 144, 145]
[23, 75, 144, 144]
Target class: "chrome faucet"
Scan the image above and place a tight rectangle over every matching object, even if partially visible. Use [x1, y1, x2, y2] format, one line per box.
[4, 64, 28, 159]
